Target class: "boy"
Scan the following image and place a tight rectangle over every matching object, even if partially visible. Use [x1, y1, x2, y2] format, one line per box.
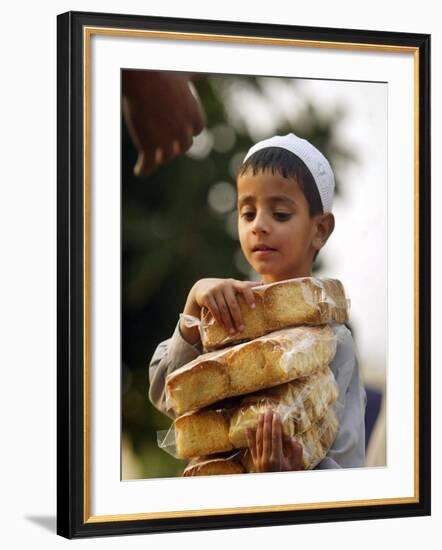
[149, 133, 366, 472]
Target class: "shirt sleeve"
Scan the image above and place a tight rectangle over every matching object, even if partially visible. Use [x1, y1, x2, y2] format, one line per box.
[315, 324, 367, 469]
[148, 318, 203, 419]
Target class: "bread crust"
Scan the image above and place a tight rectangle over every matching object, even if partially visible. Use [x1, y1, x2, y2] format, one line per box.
[229, 366, 338, 447]
[238, 409, 339, 471]
[182, 454, 245, 476]
[182, 409, 339, 475]
[166, 325, 337, 415]
[175, 409, 234, 458]
[173, 367, 338, 458]
[200, 277, 348, 351]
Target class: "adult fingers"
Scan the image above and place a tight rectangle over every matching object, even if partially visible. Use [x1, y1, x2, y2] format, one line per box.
[165, 127, 194, 161]
[186, 84, 205, 136]
[171, 139, 182, 156]
[157, 141, 178, 165]
[179, 126, 194, 154]
[134, 149, 159, 177]
[160, 130, 193, 164]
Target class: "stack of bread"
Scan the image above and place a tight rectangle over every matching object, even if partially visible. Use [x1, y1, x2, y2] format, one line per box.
[158, 277, 349, 476]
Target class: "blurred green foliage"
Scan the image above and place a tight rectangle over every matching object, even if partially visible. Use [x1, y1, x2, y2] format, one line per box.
[122, 73, 355, 479]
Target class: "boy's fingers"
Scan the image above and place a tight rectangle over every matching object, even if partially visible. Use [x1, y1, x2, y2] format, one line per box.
[262, 409, 273, 458]
[205, 294, 222, 326]
[213, 290, 235, 333]
[238, 284, 256, 310]
[256, 413, 264, 458]
[204, 293, 224, 327]
[243, 280, 263, 286]
[246, 428, 257, 462]
[223, 285, 244, 332]
[271, 411, 283, 460]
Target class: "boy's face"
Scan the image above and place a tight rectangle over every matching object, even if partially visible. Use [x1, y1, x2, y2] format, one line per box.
[237, 169, 324, 284]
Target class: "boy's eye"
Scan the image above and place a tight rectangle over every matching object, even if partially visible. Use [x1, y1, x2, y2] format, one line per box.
[273, 212, 292, 221]
[240, 211, 255, 220]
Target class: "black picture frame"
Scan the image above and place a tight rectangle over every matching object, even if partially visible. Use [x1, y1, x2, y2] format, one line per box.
[57, 10, 431, 539]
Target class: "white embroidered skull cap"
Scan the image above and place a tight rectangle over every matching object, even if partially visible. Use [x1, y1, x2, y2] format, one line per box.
[242, 133, 335, 213]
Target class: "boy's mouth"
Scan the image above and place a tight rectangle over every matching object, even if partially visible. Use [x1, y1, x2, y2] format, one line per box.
[252, 244, 277, 252]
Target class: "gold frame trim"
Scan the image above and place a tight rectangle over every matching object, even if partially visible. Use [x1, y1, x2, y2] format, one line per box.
[83, 27, 420, 524]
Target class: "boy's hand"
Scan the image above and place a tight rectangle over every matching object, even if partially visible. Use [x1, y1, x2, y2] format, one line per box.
[191, 278, 262, 335]
[246, 409, 304, 472]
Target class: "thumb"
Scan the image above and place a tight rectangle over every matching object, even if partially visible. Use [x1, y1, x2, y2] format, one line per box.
[134, 150, 157, 177]
[134, 151, 146, 176]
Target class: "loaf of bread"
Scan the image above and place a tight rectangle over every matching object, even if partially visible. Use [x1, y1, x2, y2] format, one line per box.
[166, 325, 337, 415]
[182, 453, 245, 476]
[172, 367, 338, 458]
[175, 408, 234, 458]
[200, 277, 348, 351]
[299, 409, 339, 469]
[229, 366, 338, 448]
[240, 409, 339, 471]
[182, 409, 339, 476]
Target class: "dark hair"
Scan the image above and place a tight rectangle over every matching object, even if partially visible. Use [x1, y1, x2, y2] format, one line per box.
[237, 147, 324, 217]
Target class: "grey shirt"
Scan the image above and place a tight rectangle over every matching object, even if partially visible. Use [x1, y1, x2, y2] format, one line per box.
[148, 320, 367, 469]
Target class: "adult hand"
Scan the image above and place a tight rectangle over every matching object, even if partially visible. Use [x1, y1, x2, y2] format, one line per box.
[246, 409, 304, 472]
[122, 71, 205, 176]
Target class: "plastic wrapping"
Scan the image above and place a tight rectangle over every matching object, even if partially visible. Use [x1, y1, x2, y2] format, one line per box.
[182, 451, 245, 477]
[199, 277, 350, 351]
[229, 366, 339, 446]
[181, 409, 339, 476]
[179, 312, 201, 330]
[243, 408, 340, 471]
[165, 324, 338, 415]
[158, 366, 339, 459]
[298, 408, 340, 469]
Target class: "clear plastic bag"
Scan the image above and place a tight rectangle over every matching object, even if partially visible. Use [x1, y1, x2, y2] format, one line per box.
[180, 409, 339, 476]
[198, 277, 350, 351]
[165, 324, 338, 416]
[181, 451, 245, 477]
[158, 366, 340, 459]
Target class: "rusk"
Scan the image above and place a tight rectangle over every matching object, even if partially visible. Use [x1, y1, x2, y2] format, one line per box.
[166, 325, 337, 415]
[182, 409, 339, 475]
[200, 277, 348, 350]
[174, 367, 338, 458]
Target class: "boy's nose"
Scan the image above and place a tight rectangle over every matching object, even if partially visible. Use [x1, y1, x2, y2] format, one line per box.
[252, 214, 270, 234]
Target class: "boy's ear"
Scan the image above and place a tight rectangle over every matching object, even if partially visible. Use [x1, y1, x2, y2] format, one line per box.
[312, 213, 335, 251]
